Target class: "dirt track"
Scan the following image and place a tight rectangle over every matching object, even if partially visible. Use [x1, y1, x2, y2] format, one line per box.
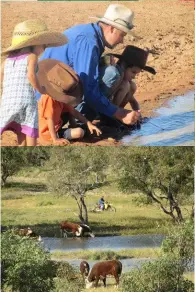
[1, 0, 194, 146]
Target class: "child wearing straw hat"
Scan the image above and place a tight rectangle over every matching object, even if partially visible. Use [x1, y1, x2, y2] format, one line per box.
[0, 19, 67, 146]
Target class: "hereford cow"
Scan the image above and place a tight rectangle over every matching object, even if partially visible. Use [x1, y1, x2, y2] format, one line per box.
[85, 260, 122, 289]
[80, 261, 90, 280]
[13, 227, 41, 241]
[60, 221, 95, 238]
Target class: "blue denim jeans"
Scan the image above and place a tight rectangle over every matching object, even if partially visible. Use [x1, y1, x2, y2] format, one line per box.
[99, 64, 122, 99]
[75, 65, 122, 122]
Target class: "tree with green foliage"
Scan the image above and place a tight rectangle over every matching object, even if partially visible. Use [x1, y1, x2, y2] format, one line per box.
[46, 147, 109, 224]
[115, 147, 194, 222]
[1, 148, 25, 187]
[21, 147, 51, 166]
[1, 147, 50, 187]
[53, 261, 84, 292]
[1, 231, 54, 292]
[121, 220, 194, 292]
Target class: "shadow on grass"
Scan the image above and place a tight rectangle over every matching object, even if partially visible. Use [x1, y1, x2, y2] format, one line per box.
[90, 217, 170, 235]
[3, 181, 47, 193]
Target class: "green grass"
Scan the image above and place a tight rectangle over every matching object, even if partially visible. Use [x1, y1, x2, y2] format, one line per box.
[184, 272, 194, 283]
[51, 248, 160, 260]
[1, 172, 192, 236]
[82, 279, 119, 292]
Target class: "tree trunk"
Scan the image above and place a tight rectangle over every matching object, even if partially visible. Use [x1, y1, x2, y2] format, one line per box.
[80, 197, 88, 225]
[147, 190, 182, 223]
[191, 205, 194, 218]
[1, 172, 8, 187]
[173, 205, 183, 223]
[168, 188, 183, 223]
[73, 195, 85, 223]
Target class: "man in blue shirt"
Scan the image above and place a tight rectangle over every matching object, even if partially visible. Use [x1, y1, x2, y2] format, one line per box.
[37, 4, 139, 126]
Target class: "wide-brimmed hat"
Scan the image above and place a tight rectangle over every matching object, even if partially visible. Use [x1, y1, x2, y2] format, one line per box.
[112, 45, 156, 74]
[2, 19, 68, 55]
[91, 4, 134, 34]
[37, 58, 83, 106]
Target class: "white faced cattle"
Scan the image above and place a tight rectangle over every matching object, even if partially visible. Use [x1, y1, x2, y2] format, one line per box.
[13, 227, 41, 241]
[85, 260, 122, 289]
[60, 221, 95, 238]
[80, 261, 90, 280]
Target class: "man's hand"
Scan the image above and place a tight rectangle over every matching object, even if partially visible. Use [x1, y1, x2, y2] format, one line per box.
[113, 108, 139, 125]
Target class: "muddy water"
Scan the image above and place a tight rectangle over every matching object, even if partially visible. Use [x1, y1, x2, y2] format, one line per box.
[122, 91, 194, 146]
[41, 234, 165, 252]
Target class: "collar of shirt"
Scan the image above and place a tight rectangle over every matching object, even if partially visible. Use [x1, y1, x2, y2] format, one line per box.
[92, 22, 105, 56]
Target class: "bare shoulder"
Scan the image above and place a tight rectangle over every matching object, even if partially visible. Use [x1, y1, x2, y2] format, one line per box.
[130, 80, 137, 91]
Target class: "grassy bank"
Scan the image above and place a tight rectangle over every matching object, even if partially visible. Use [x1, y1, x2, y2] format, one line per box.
[51, 248, 160, 260]
[1, 169, 191, 236]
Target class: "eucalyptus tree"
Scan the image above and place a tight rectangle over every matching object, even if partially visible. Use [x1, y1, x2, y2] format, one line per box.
[46, 147, 110, 224]
[115, 147, 194, 222]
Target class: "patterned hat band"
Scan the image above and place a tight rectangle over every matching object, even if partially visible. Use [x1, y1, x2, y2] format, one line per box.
[104, 17, 133, 29]
[13, 30, 48, 36]
[2, 19, 68, 55]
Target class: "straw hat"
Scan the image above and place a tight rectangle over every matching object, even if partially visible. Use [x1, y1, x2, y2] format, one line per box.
[2, 19, 68, 55]
[91, 4, 134, 34]
[37, 58, 83, 106]
[112, 45, 156, 75]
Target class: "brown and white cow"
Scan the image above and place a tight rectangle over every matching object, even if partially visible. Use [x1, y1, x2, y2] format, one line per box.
[85, 260, 122, 289]
[13, 227, 42, 241]
[60, 221, 95, 238]
[80, 261, 90, 280]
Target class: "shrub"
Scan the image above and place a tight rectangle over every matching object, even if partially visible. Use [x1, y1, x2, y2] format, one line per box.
[53, 261, 84, 292]
[121, 256, 194, 292]
[1, 231, 54, 292]
[120, 220, 194, 292]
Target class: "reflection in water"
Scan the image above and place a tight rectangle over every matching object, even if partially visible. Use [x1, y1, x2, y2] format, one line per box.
[41, 234, 165, 252]
[122, 91, 194, 146]
[53, 257, 194, 273]
[55, 258, 154, 273]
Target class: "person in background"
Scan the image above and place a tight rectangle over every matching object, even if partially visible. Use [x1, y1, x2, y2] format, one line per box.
[98, 196, 105, 210]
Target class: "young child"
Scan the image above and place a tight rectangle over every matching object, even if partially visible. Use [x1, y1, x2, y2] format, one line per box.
[99, 45, 156, 112]
[38, 94, 102, 145]
[0, 19, 67, 146]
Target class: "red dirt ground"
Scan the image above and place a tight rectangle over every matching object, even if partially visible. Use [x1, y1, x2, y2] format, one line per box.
[1, 0, 194, 146]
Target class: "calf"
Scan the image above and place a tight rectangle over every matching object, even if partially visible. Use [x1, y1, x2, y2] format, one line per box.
[13, 228, 41, 241]
[80, 261, 90, 280]
[60, 221, 94, 238]
[14, 227, 33, 237]
[85, 260, 122, 289]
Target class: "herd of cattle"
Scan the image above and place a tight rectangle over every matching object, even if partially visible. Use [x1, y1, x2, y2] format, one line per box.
[12, 220, 94, 240]
[11, 221, 122, 288]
